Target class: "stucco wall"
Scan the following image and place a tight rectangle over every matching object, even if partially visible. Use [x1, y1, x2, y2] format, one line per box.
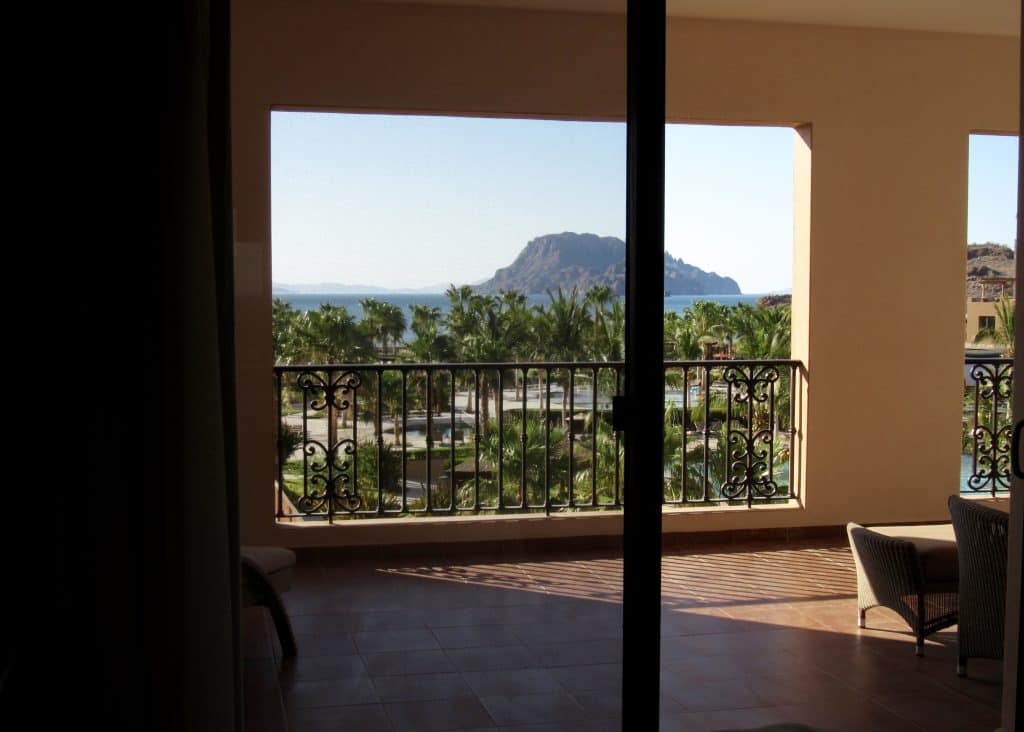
[966, 299, 1014, 344]
[232, 0, 1018, 547]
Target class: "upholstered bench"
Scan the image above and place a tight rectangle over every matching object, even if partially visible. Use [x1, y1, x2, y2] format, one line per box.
[240, 546, 297, 660]
[846, 523, 958, 655]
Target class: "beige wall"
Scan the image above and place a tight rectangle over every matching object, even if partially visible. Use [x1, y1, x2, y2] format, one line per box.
[966, 299, 1015, 344]
[232, 0, 1019, 547]
[966, 300, 997, 343]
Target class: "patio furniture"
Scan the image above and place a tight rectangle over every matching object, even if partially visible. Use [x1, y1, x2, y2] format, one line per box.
[948, 495, 1009, 676]
[846, 522, 958, 655]
[241, 545, 297, 660]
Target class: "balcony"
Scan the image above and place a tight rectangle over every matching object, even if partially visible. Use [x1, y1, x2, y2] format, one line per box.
[274, 358, 1010, 524]
[280, 537, 1004, 731]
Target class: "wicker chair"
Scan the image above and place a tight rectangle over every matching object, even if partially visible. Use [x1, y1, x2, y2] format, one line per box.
[948, 495, 1009, 677]
[846, 522, 959, 655]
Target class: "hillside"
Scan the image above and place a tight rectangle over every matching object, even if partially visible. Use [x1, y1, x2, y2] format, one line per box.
[966, 242, 1014, 299]
[477, 232, 741, 296]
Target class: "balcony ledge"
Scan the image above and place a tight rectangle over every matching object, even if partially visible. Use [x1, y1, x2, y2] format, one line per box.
[267, 500, 825, 554]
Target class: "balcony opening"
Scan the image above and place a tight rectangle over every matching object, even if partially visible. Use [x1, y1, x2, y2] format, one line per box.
[962, 132, 1018, 496]
[270, 112, 802, 521]
[662, 123, 798, 506]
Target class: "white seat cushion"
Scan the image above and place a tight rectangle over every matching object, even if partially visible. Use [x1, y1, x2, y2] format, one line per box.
[241, 546, 297, 593]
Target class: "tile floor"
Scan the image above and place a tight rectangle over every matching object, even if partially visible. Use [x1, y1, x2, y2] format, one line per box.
[280, 539, 1003, 731]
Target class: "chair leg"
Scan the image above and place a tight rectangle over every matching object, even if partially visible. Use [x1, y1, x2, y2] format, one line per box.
[957, 656, 967, 677]
[915, 627, 925, 656]
[857, 608, 866, 628]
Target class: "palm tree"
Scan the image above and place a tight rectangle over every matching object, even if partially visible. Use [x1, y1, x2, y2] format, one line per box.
[444, 284, 475, 351]
[535, 287, 591, 424]
[444, 284, 478, 411]
[359, 298, 384, 355]
[572, 417, 624, 505]
[377, 301, 408, 358]
[462, 293, 525, 429]
[731, 304, 791, 360]
[406, 304, 454, 420]
[974, 294, 1015, 356]
[685, 300, 729, 344]
[664, 311, 701, 360]
[298, 303, 370, 363]
[360, 298, 408, 359]
[294, 303, 371, 449]
[272, 298, 303, 364]
[586, 286, 624, 362]
[536, 287, 590, 360]
[498, 291, 536, 400]
[680, 299, 730, 366]
[466, 414, 569, 507]
[408, 305, 451, 362]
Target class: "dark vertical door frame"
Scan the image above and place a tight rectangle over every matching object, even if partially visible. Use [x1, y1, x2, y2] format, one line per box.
[1004, 4, 1023, 727]
[622, 1, 665, 729]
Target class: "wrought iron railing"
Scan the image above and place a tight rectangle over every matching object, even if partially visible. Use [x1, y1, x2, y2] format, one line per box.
[274, 359, 802, 522]
[963, 357, 1013, 496]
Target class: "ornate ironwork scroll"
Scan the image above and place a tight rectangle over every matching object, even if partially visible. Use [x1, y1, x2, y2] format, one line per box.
[295, 370, 363, 520]
[723, 363, 782, 505]
[966, 360, 1013, 495]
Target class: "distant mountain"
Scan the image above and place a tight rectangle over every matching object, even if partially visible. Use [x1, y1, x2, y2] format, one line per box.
[966, 242, 1014, 298]
[476, 232, 741, 296]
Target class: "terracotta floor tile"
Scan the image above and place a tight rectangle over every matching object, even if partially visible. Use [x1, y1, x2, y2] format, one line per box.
[425, 605, 549, 628]
[660, 653, 749, 683]
[661, 705, 788, 732]
[283, 654, 367, 684]
[768, 700, 925, 732]
[285, 677, 379, 709]
[431, 625, 523, 649]
[526, 638, 623, 668]
[513, 620, 622, 646]
[445, 644, 536, 672]
[479, 692, 586, 726]
[364, 650, 456, 677]
[278, 538, 1004, 731]
[745, 668, 866, 708]
[567, 690, 620, 720]
[355, 629, 441, 654]
[663, 628, 794, 658]
[288, 703, 394, 732]
[661, 608, 739, 636]
[461, 668, 563, 697]
[372, 672, 476, 703]
[291, 614, 351, 636]
[545, 663, 622, 694]
[384, 697, 495, 731]
[294, 632, 359, 658]
[871, 689, 1003, 731]
[662, 676, 768, 713]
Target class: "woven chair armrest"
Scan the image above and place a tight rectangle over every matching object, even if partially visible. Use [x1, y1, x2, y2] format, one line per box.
[847, 523, 925, 600]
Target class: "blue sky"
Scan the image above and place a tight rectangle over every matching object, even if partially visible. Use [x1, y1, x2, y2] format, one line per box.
[968, 133, 1019, 246]
[272, 112, 1018, 293]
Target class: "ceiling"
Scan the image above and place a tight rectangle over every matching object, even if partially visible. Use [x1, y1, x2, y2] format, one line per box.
[368, 0, 1020, 37]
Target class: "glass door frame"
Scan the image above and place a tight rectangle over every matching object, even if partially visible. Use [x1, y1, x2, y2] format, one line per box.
[621, 2, 666, 728]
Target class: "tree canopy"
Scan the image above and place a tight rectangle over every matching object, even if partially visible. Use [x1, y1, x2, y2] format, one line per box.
[272, 289, 792, 365]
